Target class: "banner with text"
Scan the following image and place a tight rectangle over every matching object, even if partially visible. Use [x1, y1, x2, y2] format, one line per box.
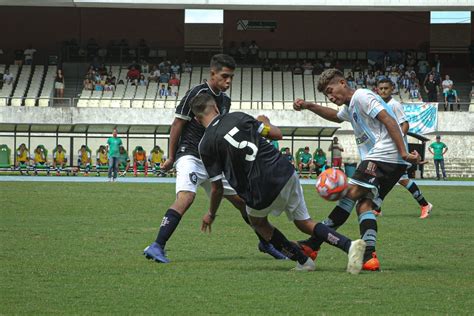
[403, 103, 438, 135]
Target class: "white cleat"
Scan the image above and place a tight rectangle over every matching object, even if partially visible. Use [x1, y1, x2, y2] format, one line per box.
[293, 257, 316, 272]
[347, 239, 366, 275]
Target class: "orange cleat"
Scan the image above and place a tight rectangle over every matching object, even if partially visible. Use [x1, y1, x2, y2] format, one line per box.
[362, 252, 380, 271]
[420, 202, 433, 219]
[299, 244, 319, 261]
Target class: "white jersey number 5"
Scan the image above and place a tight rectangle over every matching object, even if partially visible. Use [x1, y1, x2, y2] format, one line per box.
[224, 127, 258, 161]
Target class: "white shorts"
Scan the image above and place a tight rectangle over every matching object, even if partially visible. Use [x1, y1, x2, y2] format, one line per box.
[175, 155, 236, 196]
[246, 172, 310, 221]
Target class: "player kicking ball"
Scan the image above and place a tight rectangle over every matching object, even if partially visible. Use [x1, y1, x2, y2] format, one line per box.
[293, 69, 421, 271]
[376, 78, 433, 219]
[191, 93, 366, 274]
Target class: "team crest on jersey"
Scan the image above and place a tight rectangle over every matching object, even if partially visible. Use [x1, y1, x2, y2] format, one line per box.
[352, 112, 358, 122]
[189, 172, 198, 184]
[364, 161, 377, 176]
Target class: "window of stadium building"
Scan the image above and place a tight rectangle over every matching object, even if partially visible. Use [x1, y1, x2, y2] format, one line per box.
[430, 11, 471, 24]
[185, 9, 224, 24]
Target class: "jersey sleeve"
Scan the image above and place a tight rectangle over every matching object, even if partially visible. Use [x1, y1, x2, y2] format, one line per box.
[336, 105, 351, 122]
[358, 90, 387, 119]
[391, 101, 408, 125]
[199, 136, 224, 182]
[174, 85, 202, 121]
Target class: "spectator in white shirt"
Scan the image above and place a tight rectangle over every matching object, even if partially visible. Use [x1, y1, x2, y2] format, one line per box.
[441, 75, 453, 94]
[3, 70, 14, 85]
[24, 45, 37, 65]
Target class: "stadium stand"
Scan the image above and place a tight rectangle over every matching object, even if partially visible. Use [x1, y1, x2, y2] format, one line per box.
[0, 65, 20, 106]
[11, 65, 32, 106]
[25, 65, 45, 106]
[38, 66, 56, 107]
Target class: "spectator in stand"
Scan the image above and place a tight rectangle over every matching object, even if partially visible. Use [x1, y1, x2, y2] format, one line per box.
[171, 59, 181, 74]
[366, 72, 376, 88]
[293, 62, 303, 75]
[158, 58, 170, 74]
[313, 148, 327, 176]
[417, 58, 430, 83]
[168, 74, 180, 95]
[346, 72, 356, 89]
[355, 72, 366, 88]
[55, 69, 65, 98]
[424, 73, 439, 102]
[302, 60, 314, 75]
[328, 137, 344, 169]
[94, 81, 103, 91]
[148, 65, 160, 82]
[313, 60, 324, 75]
[389, 68, 400, 93]
[3, 70, 14, 85]
[158, 84, 168, 98]
[441, 75, 453, 94]
[138, 74, 148, 86]
[127, 66, 140, 82]
[140, 60, 149, 74]
[424, 67, 441, 86]
[433, 54, 441, 73]
[399, 73, 410, 91]
[104, 80, 114, 91]
[248, 40, 259, 63]
[323, 52, 333, 68]
[84, 78, 94, 91]
[182, 60, 192, 73]
[262, 59, 272, 71]
[159, 72, 170, 83]
[409, 81, 421, 101]
[14, 49, 24, 65]
[228, 41, 238, 59]
[24, 44, 37, 65]
[238, 42, 248, 61]
[444, 84, 460, 111]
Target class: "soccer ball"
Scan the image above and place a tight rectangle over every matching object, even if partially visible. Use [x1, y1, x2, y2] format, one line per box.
[315, 168, 348, 201]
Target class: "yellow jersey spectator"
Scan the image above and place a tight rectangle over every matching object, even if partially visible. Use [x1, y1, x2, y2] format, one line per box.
[149, 145, 165, 176]
[96, 145, 109, 176]
[33, 145, 49, 176]
[15, 143, 30, 175]
[53, 144, 69, 176]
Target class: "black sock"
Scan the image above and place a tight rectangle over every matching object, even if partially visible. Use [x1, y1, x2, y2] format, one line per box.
[155, 209, 182, 248]
[359, 212, 378, 261]
[405, 180, 428, 206]
[270, 228, 308, 264]
[241, 215, 267, 243]
[303, 203, 353, 250]
[313, 223, 352, 253]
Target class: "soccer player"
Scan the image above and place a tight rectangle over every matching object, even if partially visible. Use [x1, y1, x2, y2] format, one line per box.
[53, 144, 69, 176]
[132, 146, 148, 177]
[376, 78, 433, 219]
[15, 143, 30, 175]
[298, 146, 314, 178]
[76, 145, 91, 176]
[293, 69, 420, 271]
[143, 54, 287, 263]
[191, 93, 366, 273]
[95, 145, 109, 177]
[32, 145, 50, 176]
[149, 145, 165, 176]
[118, 146, 131, 177]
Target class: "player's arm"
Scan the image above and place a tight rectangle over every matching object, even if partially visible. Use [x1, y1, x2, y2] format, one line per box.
[161, 117, 186, 170]
[377, 110, 419, 164]
[256, 115, 282, 140]
[293, 98, 344, 123]
[400, 121, 409, 136]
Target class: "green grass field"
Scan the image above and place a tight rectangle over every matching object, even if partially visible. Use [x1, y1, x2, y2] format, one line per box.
[1, 182, 473, 314]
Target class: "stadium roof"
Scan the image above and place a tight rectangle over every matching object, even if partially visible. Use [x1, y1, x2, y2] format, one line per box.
[2, 0, 473, 11]
[0, 123, 339, 138]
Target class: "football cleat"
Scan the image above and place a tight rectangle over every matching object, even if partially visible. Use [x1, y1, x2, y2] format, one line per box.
[362, 252, 380, 271]
[143, 242, 170, 263]
[293, 257, 316, 272]
[297, 242, 319, 261]
[258, 241, 288, 260]
[420, 202, 433, 219]
[347, 239, 366, 275]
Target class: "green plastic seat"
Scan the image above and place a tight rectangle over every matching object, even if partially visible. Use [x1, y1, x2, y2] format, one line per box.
[0, 144, 11, 168]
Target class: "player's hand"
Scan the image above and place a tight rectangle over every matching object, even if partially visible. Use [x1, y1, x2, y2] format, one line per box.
[161, 158, 174, 171]
[293, 98, 306, 111]
[403, 150, 421, 164]
[201, 212, 215, 234]
[256, 115, 270, 125]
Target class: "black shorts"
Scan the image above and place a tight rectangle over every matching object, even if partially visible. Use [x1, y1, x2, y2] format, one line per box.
[350, 160, 407, 204]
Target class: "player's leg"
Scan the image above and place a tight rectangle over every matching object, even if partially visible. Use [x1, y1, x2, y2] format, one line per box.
[434, 159, 441, 180]
[440, 159, 447, 180]
[144, 156, 202, 263]
[133, 161, 138, 176]
[144, 161, 148, 176]
[248, 215, 314, 271]
[398, 177, 432, 219]
[223, 192, 287, 260]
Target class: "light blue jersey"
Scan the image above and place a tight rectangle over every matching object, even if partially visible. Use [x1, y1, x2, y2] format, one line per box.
[337, 89, 409, 165]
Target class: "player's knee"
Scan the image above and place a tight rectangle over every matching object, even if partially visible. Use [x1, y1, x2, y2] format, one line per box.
[356, 198, 373, 213]
[174, 191, 196, 212]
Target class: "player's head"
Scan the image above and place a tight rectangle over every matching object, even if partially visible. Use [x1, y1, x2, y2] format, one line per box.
[119, 146, 125, 153]
[376, 78, 394, 100]
[112, 128, 118, 137]
[57, 144, 63, 152]
[209, 54, 236, 92]
[304, 146, 310, 152]
[317, 68, 351, 106]
[436, 135, 441, 141]
[191, 93, 219, 126]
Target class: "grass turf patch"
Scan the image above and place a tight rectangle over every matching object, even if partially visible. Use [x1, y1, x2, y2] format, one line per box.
[1, 182, 473, 314]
